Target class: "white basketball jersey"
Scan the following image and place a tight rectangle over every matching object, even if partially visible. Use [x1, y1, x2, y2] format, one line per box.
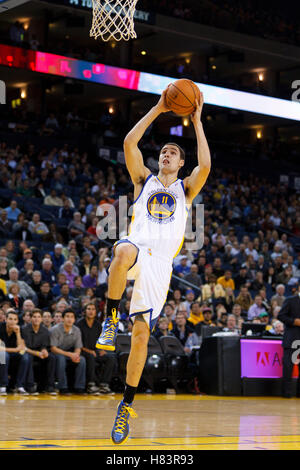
[126, 174, 188, 262]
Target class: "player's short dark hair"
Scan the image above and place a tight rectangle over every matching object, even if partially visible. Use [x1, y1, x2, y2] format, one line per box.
[62, 308, 76, 318]
[161, 142, 185, 161]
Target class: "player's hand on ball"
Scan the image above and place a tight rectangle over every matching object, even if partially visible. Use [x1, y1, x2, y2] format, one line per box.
[156, 87, 171, 113]
[191, 91, 204, 124]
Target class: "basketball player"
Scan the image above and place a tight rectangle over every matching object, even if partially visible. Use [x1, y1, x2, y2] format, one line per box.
[96, 87, 211, 444]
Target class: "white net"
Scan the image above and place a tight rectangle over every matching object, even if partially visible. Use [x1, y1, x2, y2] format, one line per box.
[90, 0, 138, 42]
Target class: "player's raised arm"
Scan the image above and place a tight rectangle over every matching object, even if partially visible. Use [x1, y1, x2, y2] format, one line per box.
[184, 92, 211, 204]
[123, 88, 170, 185]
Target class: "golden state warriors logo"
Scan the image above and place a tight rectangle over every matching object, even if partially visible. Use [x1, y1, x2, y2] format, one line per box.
[147, 192, 176, 221]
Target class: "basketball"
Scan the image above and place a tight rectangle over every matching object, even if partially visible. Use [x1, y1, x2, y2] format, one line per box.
[165, 79, 201, 116]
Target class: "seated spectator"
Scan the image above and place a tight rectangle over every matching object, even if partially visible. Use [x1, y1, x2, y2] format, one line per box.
[0, 210, 12, 237]
[162, 303, 176, 330]
[79, 252, 92, 277]
[153, 316, 175, 340]
[42, 310, 53, 330]
[68, 212, 86, 241]
[53, 310, 63, 325]
[187, 301, 204, 329]
[180, 289, 196, 314]
[235, 286, 253, 315]
[270, 285, 286, 308]
[52, 272, 67, 297]
[5, 200, 21, 222]
[7, 283, 24, 313]
[0, 309, 30, 395]
[21, 310, 32, 327]
[44, 189, 63, 207]
[31, 271, 42, 293]
[50, 308, 86, 394]
[41, 258, 56, 286]
[248, 295, 267, 321]
[217, 270, 235, 290]
[258, 311, 272, 331]
[13, 219, 32, 241]
[77, 303, 116, 394]
[196, 306, 216, 335]
[0, 257, 9, 280]
[82, 265, 98, 289]
[28, 213, 49, 236]
[21, 309, 57, 394]
[222, 314, 239, 334]
[61, 261, 77, 288]
[174, 256, 191, 278]
[171, 311, 194, 346]
[37, 282, 54, 310]
[50, 244, 65, 273]
[19, 259, 35, 285]
[267, 320, 284, 336]
[70, 276, 85, 299]
[57, 283, 75, 306]
[58, 199, 74, 222]
[6, 267, 37, 302]
[183, 264, 202, 296]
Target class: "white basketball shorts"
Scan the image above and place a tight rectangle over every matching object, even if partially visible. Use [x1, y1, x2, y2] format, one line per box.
[112, 239, 173, 331]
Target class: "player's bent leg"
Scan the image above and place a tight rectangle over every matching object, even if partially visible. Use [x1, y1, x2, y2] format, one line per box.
[96, 243, 138, 352]
[126, 316, 150, 387]
[111, 315, 149, 445]
[108, 242, 138, 299]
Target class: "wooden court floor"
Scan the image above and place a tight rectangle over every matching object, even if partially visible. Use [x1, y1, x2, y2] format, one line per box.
[1, 394, 300, 450]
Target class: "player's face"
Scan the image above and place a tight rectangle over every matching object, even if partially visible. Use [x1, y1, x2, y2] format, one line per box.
[158, 145, 184, 173]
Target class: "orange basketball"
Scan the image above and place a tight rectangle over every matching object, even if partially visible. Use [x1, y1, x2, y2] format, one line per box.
[165, 79, 201, 116]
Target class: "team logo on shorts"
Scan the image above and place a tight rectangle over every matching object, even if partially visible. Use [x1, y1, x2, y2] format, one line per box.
[147, 192, 176, 220]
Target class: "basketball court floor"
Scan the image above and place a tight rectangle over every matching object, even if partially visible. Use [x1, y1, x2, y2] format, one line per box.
[1, 394, 300, 450]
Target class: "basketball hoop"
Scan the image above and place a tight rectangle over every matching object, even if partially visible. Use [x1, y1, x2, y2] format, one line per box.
[90, 0, 138, 42]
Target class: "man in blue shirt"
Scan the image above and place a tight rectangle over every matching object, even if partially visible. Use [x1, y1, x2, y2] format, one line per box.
[5, 200, 21, 222]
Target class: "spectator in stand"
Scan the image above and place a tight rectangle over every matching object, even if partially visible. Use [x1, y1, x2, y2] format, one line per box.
[68, 212, 86, 241]
[153, 316, 175, 340]
[172, 311, 194, 347]
[5, 200, 21, 222]
[217, 269, 235, 290]
[77, 303, 116, 394]
[44, 189, 63, 207]
[196, 306, 215, 335]
[187, 302, 204, 330]
[42, 310, 53, 330]
[41, 258, 56, 286]
[0, 309, 30, 395]
[31, 271, 42, 293]
[174, 256, 191, 278]
[28, 213, 49, 236]
[58, 198, 74, 222]
[82, 265, 98, 289]
[223, 314, 239, 334]
[271, 284, 286, 307]
[50, 244, 65, 274]
[37, 282, 54, 310]
[50, 308, 86, 394]
[79, 252, 92, 277]
[7, 284, 24, 313]
[162, 303, 176, 330]
[0, 210, 12, 237]
[0, 257, 9, 280]
[235, 285, 253, 315]
[21, 309, 57, 394]
[61, 261, 77, 288]
[16, 248, 38, 271]
[53, 310, 63, 325]
[6, 267, 37, 302]
[247, 295, 266, 321]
